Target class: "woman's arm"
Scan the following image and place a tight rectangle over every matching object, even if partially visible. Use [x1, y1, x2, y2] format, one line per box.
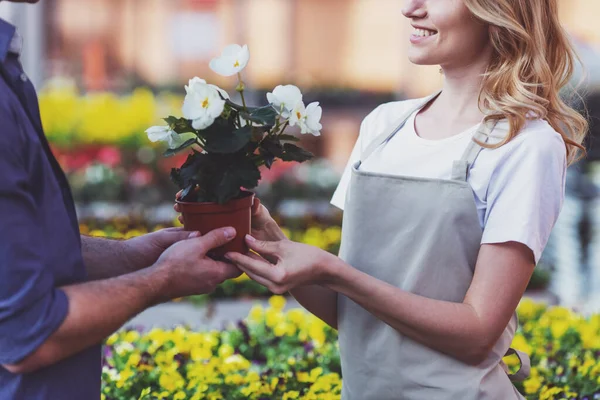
[227, 238, 535, 365]
[332, 241, 534, 365]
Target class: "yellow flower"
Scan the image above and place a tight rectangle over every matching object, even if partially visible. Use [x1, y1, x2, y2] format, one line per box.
[550, 320, 570, 339]
[249, 305, 264, 323]
[218, 344, 234, 358]
[523, 375, 543, 394]
[283, 391, 300, 399]
[173, 391, 187, 400]
[269, 295, 287, 310]
[106, 333, 119, 346]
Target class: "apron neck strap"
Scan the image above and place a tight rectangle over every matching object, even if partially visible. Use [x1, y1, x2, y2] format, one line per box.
[450, 118, 499, 181]
[359, 90, 442, 165]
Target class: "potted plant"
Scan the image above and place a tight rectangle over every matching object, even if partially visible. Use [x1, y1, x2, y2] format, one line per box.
[146, 44, 323, 257]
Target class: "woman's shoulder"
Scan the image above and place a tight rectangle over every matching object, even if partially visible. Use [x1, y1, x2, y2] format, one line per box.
[493, 118, 566, 156]
[484, 118, 567, 176]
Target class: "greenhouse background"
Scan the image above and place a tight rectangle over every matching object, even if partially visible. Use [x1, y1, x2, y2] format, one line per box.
[1, 1, 600, 399]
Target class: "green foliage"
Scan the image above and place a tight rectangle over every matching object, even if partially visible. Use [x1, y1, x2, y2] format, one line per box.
[166, 100, 314, 205]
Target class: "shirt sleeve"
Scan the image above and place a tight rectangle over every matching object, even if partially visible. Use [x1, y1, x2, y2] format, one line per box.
[481, 126, 567, 264]
[0, 109, 69, 364]
[330, 118, 368, 210]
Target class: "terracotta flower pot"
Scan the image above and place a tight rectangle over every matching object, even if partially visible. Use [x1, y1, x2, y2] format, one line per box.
[176, 191, 255, 258]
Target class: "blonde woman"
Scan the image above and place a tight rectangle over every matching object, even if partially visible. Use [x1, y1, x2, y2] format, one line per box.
[224, 0, 588, 398]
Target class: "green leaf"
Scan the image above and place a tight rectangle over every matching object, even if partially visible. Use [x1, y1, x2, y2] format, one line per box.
[163, 138, 197, 157]
[203, 125, 252, 154]
[278, 134, 300, 142]
[180, 184, 196, 202]
[164, 116, 194, 134]
[215, 158, 261, 204]
[241, 106, 278, 126]
[225, 99, 258, 113]
[259, 148, 275, 169]
[260, 136, 285, 158]
[281, 143, 314, 163]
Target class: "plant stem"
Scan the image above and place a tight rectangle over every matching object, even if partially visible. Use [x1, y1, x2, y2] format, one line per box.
[237, 72, 248, 111]
[278, 121, 290, 135]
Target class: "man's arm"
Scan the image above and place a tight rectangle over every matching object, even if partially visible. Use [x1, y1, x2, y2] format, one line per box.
[3, 229, 240, 374]
[81, 228, 191, 281]
[81, 236, 131, 280]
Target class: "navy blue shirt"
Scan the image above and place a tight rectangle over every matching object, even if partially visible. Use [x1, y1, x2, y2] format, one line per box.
[0, 19, 100, 399]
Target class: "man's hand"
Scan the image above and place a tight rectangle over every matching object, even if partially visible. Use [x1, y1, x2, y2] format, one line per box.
[123, 228, 191, 272]
[151, 228, 242, 301]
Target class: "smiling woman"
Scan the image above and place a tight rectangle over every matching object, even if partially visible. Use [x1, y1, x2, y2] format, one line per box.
[223, 0, 589, 399]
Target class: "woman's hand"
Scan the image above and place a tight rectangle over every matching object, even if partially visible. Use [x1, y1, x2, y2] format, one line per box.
[225, 236, 334, 294]
[249, 198, 286, 242]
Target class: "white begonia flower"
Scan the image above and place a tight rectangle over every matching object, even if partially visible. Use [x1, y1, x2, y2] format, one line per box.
[182, 80, 226, 130]
[186, 77, 229, 100]
[289, 101, 323, 137]
[209, 44, 250, 77]
[267, 85, 303, 119]
[146, 126, 186, 149]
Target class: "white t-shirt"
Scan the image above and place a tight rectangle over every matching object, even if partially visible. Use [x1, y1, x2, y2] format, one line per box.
[331, 98, 568, 263]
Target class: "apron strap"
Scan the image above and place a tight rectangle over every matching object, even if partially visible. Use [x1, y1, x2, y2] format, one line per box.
[503, 348, 531, 382]
[359, 90, 442, 165]
[450, 118, 499, 182]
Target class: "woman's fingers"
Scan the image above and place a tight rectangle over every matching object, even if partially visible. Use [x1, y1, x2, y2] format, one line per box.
[238, 267, 276, 290]
[251, 197, 261, 215]
[245, 235, 282, 258]
[225, 251, 280, 282]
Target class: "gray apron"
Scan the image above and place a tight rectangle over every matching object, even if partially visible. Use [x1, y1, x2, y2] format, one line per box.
[338, 94, 530, 400]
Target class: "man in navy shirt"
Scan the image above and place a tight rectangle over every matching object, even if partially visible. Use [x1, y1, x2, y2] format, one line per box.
[0, 3, 241, 399]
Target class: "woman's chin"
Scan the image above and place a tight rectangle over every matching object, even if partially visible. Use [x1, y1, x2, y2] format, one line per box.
[407, 53, 441, 66]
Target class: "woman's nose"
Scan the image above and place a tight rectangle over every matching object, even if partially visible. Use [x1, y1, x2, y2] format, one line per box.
[401, 0, 427, 19]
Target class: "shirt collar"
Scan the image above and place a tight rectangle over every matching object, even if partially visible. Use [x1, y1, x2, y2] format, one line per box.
[0, 18, 18, 62]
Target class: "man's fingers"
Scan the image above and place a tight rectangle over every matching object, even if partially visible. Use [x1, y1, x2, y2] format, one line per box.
[245, 235, 280, 258]
[175, 190, 183, 200]
[215, 262, 243, 280]
[225, 252, 279, 282]
[194, 227, 236, 253]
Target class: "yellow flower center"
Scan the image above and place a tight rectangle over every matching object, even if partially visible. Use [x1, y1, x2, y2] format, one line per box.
[234, 60, 240, 67]
[202, 98, 210, 108]
[296, 111, 302, 120]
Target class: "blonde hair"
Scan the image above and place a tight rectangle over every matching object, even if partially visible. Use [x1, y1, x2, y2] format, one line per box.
[464, 0, 588, 164]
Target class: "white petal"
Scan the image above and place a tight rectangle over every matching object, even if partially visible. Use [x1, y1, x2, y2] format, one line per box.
[288, 101, 306, 127]
[209, 58, 238, 77]
[210, 84, 230, 100]
[193, 115, 216, 130]
[207, 97, 226, 119]
[146, 126, 172, 142]
[182, 93, 204, 120]
[222, 44, 243, 59]
[237, 44, 250, 70]
[273, 85, 303, 112]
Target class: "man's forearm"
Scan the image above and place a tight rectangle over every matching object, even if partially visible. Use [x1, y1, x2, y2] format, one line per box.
[81, 236, 133, 280]
[3, 266, 167, 374]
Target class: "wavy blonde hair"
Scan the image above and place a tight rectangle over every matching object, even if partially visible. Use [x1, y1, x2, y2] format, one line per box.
[464, 0, 588, 164]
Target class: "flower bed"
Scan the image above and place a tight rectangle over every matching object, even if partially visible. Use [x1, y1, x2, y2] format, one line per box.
[102, 297, 600, 400]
